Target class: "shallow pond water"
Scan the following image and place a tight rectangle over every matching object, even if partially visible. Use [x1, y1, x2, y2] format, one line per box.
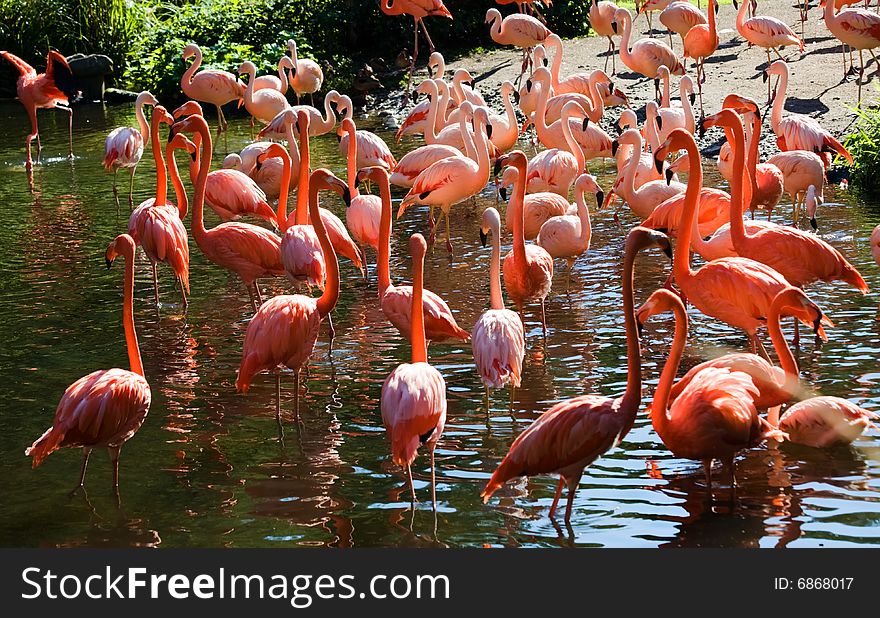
[0, 100, 878, 548]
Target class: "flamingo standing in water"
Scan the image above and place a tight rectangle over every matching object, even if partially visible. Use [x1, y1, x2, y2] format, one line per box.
[236, 168, 345, 421]
[496, 151, 554, 337]
[103, 91, 158, 204]
[780, 397, 879, 448]
[0, 49, 78, 169]
[766, 150, 826, 225]
[341, 117, 382, 276]
[612, 7, 684, 99]
[335, 95, 397, 171]
[536, 173, 600, 272]
[127, 106, 190, 308]
[287, 38, 324, 104]
[180, 43, 244, 134]
[485, 7, 553, 84]
[472, 207, 526, 407]
[638, 288, 787, 490]
[222, 141, 299, 203]
[26, 234, 150, 500]
[498, 168, 570, 239]
[360, 165, 469, 343]
[171, 112, 284, 312]
[765, 61, 852, 169]
[240, 60, 290, 125]
[481, 227, 671, 522]
[590, 0, 621, 74]
[381, 233, 448, 510]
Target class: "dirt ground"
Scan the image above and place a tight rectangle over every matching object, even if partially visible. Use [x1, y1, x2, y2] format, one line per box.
[377, 1, 877, 166]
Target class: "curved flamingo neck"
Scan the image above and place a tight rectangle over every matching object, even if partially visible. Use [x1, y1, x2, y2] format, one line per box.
[511, 158, 528, 262]
[736, 0, 749, 31]
[746, 112, 761, 211]
[767, 293, 800, 381]
[242, 64, 257, 104]
[645, 107, 661, 151]
[679, 81, 695, 133]
[377, 172, 394, 295]
[424, 80, 442, 142]
[489, 217, 504, 310]
[276, 147, 293, 233]
[770, 67, 788, 132]
[650, 295, 688, 429]
[410, 244, 428, 364]
[188, 132, 202, 183]
[166, 141, 188, 218]
[121, 241, 144, 377]
[501, 87, 518, 142]
[575, 184, 593, 245]
[150, 114, 168, 206]
[561, 105, 586, 174]
[619, 235, 644, 411]
[310, 177, 339, 319]
[623, 134, 643, 200]
[191, 123, 213, 243]
[294, 120, 310, 226]
[618, 12, 633, 65]
[708, 0, 717, 43]
[472, 115, 491, 176]
[588, 72, 606, 119]
[534, 78, 553, 142]
[452, 74, 468, 106]
[723, 114, 751, 251]
[489, 13, 502, 40]
[458, 110, 477, 162]
[182, 49, 200, 87]
[660, 73, 671, 107]
[344, 121, 359, 197]
[673, 134, 702, 285]
[549, 38, 563, 89]
[135, 99, 150, 147]
[277, 58, 289, 93]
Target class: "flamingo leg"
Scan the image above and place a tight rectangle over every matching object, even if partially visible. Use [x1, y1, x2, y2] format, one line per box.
[419, 18, 437, 54]
[178, 276, 188, 311]
[254, 281, 264, 306]
[294, 370, 301, 423]
[406, 463, 417, 505]
[275, 370, 282, 423]
[484, 384, 491, 414]
[702, 459, 713, 492]
[549, 477, 565, 519]
[430, 447, 437, 513]
[564, 473, 582, 523]
[112, 168, 119, 196]
[128, 166, 136, 206]
[108, 445, 121, 504]
[25, 103, 38, 170]
[246, 283, 257, 313]
[444, 212, 453, 254]
[509, 384, 516, 415]
[151, 261, 160, 306]
[793, 316, 800, 349]
[540, 298, 548, 339]
[326, 312, 336, 348]
[64, 104, 73, 159]
[859, 49, 865, 102]
[72, 447, 92, 493]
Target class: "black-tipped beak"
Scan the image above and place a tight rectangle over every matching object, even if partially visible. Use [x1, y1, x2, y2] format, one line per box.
[715, 1, 719, 14]
[499, 186, 508, 201]
[733, 0, 738, 8]
[480, 229, 488, 246]
[255, 158, 263, 171]
[810, 216, 818, 231]
[525, 79, 532, 92]
[654, 77, 660, 92]
[595, 190, 604, 209]
[341, 188, 351, 206]
[542, 58, 549, 67]
[611, 20, 618, 34]
[665, 167, 674, 185]
[813, 316, 823, 336]
[493, 158, 504, 177]
[190, 151, 197, 162]
[582, 117, 590, 131]
[762, 70, 768, 84]
[611, 139, 619, 156]
[330, 99, 338, 112]
[654, 155, 664, 175]
[689, 93, 696, 105]
[166, 126, 174, 143]
[655, 115, 663, 132]
[105, 257, 113, 269]
[698, 121, 706, 139]
[512, 90, 520, 104]
[614, 123, 623, 136]
[661, 243, 673, 260]
[354, 174, 363, 189]
[486, 123, 493, 140]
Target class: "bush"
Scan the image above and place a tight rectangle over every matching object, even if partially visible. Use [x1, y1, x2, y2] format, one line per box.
[844, 93, 880, 193]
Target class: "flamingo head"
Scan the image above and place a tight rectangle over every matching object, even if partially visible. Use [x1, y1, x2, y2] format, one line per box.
[497, 167, 517, 201]
[575, 174, 603, 210]
[485, 8, 502, 25]
[105, 233, 136, 270]
[181, 43, 199, 60]
[701, 108, 740, 137]
[172, 100, 203, 120]
[479, 207, 502, 247]
[805, 185, 823, 231]
[152, 105, 174, 128]
[453, 68, 476, 89]
[311, 169, 350, 206]
[169, 132, 197, 162]
[654, 128, 694, 176]
[355, 165, 388, 191]
[135, 91, 159, 108]
[723, 93, 760, 116]
[237, 61, 256, 80]
[170, 113, 210, 143]
[635, 288, 682, 334]
[493, 150, 527, 179]
[775, 287, 833, 342]
[256, 143, 289, 171]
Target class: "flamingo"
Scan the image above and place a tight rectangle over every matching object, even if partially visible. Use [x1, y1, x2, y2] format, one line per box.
[543, 34, 615, 99]
[766, 150, 826, 225]
[638, 286, 831, 412]
[871, 224, 880, 270]
[399, 103, 492, 254]
[779, 397, 879, 448]
[239, 60, 290, 125]
[497, 0, 553, 22]
[644, 80, 695, 149]
[486, 80, 520, 152]
[824, 0, 880, 100]
[612, 7, 684, 99]
[659, 1, 706, 53]
[448, 68, 488, 107]
[0, 49, 77, 169]
[640, 288, 787, 489]
[472, 207, 526, 405]
[419, 81, 500, 158]
[642, 186, 731, 238]
[705, 108, 868, 296]
[259, 90, 340, 139]
[496, 151, 555, 337]
[682, 0, 718, 116]
[103, 91, 158, 205]
[497, 168, 571, 238]
[485, 7, 553, 84]
[127, 106, 190, 308]
[335, 95, 397, 171]
[380, 0, 453, 91]
[287, 38, 324, 104]
[251, 54, 294, 94]
[637, 0, 673, 36]
[26, 233, 150, 499]
[222, 141, 299, 202]
[341, 117, 382, 274]
[170, 112, 284, 313]
[480, 226, 671, 522]
[180, 43, 244, 134]
[360, 165, 470, 343]
[236, 168, 344, 421]
[380, 233, 447, 510]
[536, 173, 600, 272]
[590, 0, 621, 74]
[655, 127, 817, 354]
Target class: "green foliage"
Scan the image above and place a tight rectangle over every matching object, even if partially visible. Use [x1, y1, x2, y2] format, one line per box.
[844, 93, 880, 193]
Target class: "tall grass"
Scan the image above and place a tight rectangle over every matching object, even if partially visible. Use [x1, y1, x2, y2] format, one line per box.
[844, 91, 880, 194]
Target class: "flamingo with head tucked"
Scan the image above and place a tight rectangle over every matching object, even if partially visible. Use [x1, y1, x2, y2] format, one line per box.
[481, 226, 671, 522]
[26, 233, 150, 500]
[103, 91, 158, 204]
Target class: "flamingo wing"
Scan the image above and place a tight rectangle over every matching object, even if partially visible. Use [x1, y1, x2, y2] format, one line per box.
[381, 363, 447, 467]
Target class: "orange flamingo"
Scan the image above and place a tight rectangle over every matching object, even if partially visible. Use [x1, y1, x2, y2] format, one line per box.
[381, 233, 447, 510]
[0, 49, 78, 169]
[127, 105, 190, 308]
[103, 90, 158, 204]
[26, 233, 150, 499]
[823, 0, 880, 100]
[640, 287, 787, 489]
[472, 207, 526, 405]
[360, 165, 470, 344]
[590, 0, 621, 74]
[485, 7, 553, 83]
[682, 0, 718, 116]
[613, 7, 684, 99]
[180, 43, 244, 134]
[171, 112, 284, 312]
[236, 168, 344, 421]
[656, 127, 812, 354]
[480, 227, 671, 522]
[287, 38, 324, 104]
[496, 151, 555, 337]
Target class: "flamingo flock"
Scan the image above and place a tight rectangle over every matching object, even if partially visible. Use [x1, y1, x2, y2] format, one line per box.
[6, 2, 880, 527]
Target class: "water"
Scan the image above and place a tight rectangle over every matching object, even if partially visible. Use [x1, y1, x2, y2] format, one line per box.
[0, 100, 878, 548]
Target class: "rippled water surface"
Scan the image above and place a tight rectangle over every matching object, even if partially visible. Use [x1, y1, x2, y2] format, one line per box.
[1, 100, 878, 548]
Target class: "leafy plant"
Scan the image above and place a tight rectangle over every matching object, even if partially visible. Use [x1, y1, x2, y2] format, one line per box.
[843, 88, 880, 193]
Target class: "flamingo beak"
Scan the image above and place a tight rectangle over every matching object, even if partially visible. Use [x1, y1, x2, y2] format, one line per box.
[582, 117, 590, 131]
[689, 93, 696, 106]
[810, 216, 818, 231]
[105, 257, 113, 269]
[342, 187, 352, 207]
[512, 90, 520, 105]
[595, 190, 604, 210]
[665, 167, 675, 186]
[525, 79, 533, 92]
[493, 158, 504, 177]
[655, 115, 663, 132]
[611, 140, 619, 156]
[480, 229, 488, 247]
[654, 155, 664, 175]
[611, 20, 618, 34]
[486, 123, 493, 140]
[499, 186, 508, 201]
[762, 70, 769, 84]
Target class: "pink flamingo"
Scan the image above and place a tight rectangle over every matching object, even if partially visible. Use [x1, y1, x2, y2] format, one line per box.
[400, 103, 492, 254]
[642, 186, 731, 238]
[0, 49, 77, 169]
[236, 168, 343, 421]
[287, 38, 324, 104]
[251, 54, 294, 94]
[485, 7, 553, 83]
[659, 1, 706, 52]
[536, 173, 600, 272]
[26, 233, 150, 499]
[240, 60, 290, 125]
[613, 7, 684, 99]
[682, 0, 718, 116]
[103, 91, 158, 204]
[705, 109, 868, 296]
[590, 0, 621, 74]
[335, 95, 397, 171]
[127, 106, 190, 308]
[381, 0, 452, 63]
[341, 117, 382, 274]
[360, 165, 470, 343]
[498, 168, 571, 239]
[497, 151, 555, 337]
[180, 43, 244, 134]
[640, 287, 786, 489]
[823, 0, 880, 100]
[656, 127, 813, 354]
[872, 224, 880, 270]
[480, 227, 670, 522]
[472, 207, 526, 405]
[733, 100, 785, 219]
[496, 0, 553, 23]
[380, 233, 448, 510]
[171, 112, 284, 312]
[222, 141, 299, 202]
[734, 0, 803, 101]
[779, 397, 879, 448]
[766, 150, 826, 225]
[260, 91, 341, 138]
[637, 0, 673, 35]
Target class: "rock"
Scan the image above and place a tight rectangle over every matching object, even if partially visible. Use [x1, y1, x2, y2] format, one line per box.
[104, 88, 139, 103]
[66, 53, 113, 102]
